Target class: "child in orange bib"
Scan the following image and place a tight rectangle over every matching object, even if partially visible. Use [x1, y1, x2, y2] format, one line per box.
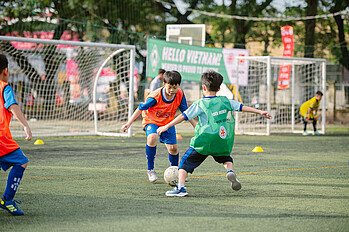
[0, 54, 32, 216]
[121, 71, 196, 182]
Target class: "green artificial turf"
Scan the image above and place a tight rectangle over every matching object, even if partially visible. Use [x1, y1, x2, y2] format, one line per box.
[1, 130, 348, 232]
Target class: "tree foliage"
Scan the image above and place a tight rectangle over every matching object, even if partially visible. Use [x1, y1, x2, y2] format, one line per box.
[0, 0, 348, 69]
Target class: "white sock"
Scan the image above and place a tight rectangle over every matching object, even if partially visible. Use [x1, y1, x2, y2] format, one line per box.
[178, 184, 185, 189]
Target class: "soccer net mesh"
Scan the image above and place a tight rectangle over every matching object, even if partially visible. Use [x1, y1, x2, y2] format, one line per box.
[0, 36, 135, 138]
[234, 56, 326, 135]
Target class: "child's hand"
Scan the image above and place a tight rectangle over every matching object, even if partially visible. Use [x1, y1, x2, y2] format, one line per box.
[157, 126, 168, 135]
[121, 124, 130, 132]
[261, 111, 272, 119]
[24, 126, 32, 140]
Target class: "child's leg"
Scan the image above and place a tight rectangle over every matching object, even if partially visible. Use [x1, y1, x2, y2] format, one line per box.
[224, 161, 241, 191]
[166, 168, 189, 197]
[223, 161, 233, 171]
[178, 148, 207, 188]
[303, 117, 308, 132]
[313, 118, 317, 132]
[214, 156, 241, 191]
[160, 126, 179, 166]
[178, 169, 188, 187]
[166, 148, 206, 197]
[165, 143, 179, 166]
[3, 163, 27, 201]
[146, 133, 158, 170]
[1, 149, 29, 201]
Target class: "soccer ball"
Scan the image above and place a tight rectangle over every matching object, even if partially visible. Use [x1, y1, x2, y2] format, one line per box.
[163, 166, 179, 186]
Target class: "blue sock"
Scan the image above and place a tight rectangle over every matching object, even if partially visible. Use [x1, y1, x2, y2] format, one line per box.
[146, 145, 156, 170]
[169, 153, 179, 166]
[4, 165, 25, 201]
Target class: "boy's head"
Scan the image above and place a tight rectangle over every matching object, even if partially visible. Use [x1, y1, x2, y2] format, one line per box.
[315, 91, 324, 101]
[157, 69, 166, 80]
[0, 54, 9, 82]
[158, 69, 166, 75]
[315, 90, 323, 101]
[201, 71, 223, 92]
[163, 71, 182, 98]
[163, 70, 182, 86]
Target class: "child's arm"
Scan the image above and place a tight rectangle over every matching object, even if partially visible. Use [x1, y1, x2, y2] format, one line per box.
[121, 108, 142, 132]
[314, 107, 319, 120]
[188, 118, 197, 128]
[242, 105, 272, 119]
[305, 107, 313, 121]
[9, 104, 32, 140]
[157, 114, 186, 135]
[178, 93, 196, 128]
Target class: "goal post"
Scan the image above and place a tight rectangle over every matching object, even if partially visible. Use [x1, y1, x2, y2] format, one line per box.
[234, 56, 326, 135]
[0, 36, 135, 138]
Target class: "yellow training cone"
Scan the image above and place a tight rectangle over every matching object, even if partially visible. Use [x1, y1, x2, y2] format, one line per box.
[176, 134, 183, 140]
[252, 146, 264, 152]
[34, 139, 44, 145]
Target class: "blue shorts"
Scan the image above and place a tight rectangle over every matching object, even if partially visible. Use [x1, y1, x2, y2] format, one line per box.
[179, 147, 233, 174]
[145, 124, 177, 145]
[0, 149, 29, 171]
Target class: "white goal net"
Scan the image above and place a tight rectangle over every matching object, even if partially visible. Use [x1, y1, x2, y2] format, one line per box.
[0, 36, 135, 138]
[234, 56, 326, 135]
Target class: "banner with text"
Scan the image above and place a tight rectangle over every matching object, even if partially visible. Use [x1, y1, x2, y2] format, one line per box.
[277, 25, 294, 90]
[147, 38, 249, 85]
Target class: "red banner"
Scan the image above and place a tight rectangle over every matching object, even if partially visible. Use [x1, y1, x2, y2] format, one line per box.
[278, 25, 294, 90]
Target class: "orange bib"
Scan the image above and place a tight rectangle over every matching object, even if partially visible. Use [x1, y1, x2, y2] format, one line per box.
[142, 87, 184, 128]
[0, 80, 19, 156]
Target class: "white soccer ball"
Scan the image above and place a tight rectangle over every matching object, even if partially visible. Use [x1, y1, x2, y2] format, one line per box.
[163, 166, 179, 186]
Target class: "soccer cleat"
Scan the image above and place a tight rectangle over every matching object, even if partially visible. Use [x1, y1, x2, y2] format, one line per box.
[227, 170, 241, 191]
[147, 169, 158, 183]
[303, 131, 310, 136]
[0, 196, 24, 216]
[314, 131, 322, 135]
[166, 187, 188, 197]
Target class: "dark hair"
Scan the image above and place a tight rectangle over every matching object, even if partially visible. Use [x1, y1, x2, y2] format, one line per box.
[201, 70, 223, 91]
[0, 54, 8, 74]
[316, 90, 323, 96]
[158, 68, 166, 75]
[163, 70, 182, 85]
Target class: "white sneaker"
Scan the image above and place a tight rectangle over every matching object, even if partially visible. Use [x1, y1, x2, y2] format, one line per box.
[147, 169, 158, 183]
[303, 131, 310, 136]
[227, 171, 241, 191]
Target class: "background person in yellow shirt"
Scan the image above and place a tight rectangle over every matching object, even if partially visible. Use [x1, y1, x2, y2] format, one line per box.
[300, 91, 323, 135]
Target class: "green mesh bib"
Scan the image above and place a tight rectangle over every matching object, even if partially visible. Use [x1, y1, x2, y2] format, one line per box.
[190, 96, 235, 156]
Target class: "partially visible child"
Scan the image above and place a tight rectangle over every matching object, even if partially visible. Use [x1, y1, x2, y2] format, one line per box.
[300, 91, 323, 135]
[121, 71, 196, 182]
[157, 71, 272, 196]
[0, 54, 32, 215]
[149, 68, 166, 92]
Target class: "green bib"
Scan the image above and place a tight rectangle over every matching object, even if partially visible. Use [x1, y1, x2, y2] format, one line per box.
[190, 96, 235, 156]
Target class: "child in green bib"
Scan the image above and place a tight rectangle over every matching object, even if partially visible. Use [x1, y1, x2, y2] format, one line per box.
[157, 71, 272, 197]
